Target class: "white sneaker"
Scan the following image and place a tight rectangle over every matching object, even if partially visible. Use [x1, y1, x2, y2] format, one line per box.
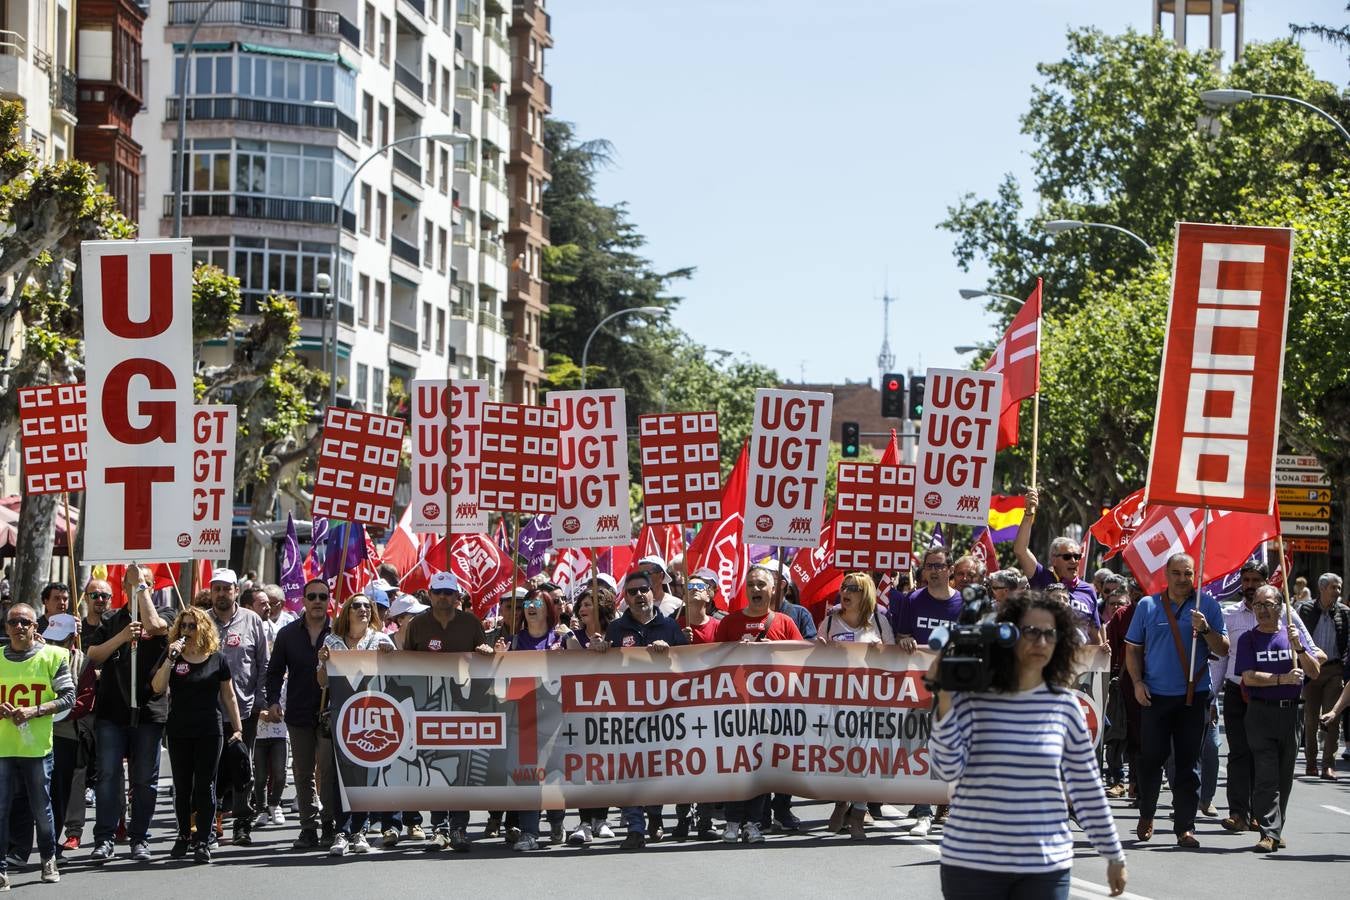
[254, 810, 271, 828]
[594, 820, 615, 839]
[329, 833, 349, 856]
[910, 816, 933, 837]
[432, 830, 451, 850]
[568, 824, 593, 846]
[350, 833, 371, 854]
[743, 823, 764, 844]
[511, 834, 539, 852]
[270, 806, 286, 826]
[41, 858, 60, 883]
[722, 822, 741, 843]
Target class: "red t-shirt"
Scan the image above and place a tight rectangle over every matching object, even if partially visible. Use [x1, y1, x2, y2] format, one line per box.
[678, 615, 721, 645]
[714, 609, 803, 643]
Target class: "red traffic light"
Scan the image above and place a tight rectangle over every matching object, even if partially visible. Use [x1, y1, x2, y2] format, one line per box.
[887, 379, 900, 391]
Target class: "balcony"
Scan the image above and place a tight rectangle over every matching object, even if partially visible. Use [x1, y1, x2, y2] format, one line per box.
[506, 337, 542, 369]
[399, 0, 426, 17]
[167, 1, 359, 48]
[50, 66, 77, 113]
[391, 234, 421, 267]
[392, 147, 422, 182]
[390, 319, 420, 350]
[394, 62, 424, 100]
[165, 193, 344, 225]
[166, 96, 358, 141]
[457, 1, 481, 28]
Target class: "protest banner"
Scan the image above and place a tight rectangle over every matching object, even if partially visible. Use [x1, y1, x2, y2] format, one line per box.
[687, 443, 749, 605]
[411, 379, 489, 534]
[448, 532, 516, 619]
[189, 405, 236, 559]
[326, 643, 1109, 811]
[478, 403, 560, 514]
[743, 389, 832, 548]
[81, 239, 195, 563]
[1121, 503, 1280, 595]
[1145, 223, 1293, 515]
[834, 462, 916, 571]
[549, 389, 629, 547]
[17, 384, 87, 495]
[638, 412, 721, 525]
[916, 368, 1002, 526]
[312, 407, 405, 528]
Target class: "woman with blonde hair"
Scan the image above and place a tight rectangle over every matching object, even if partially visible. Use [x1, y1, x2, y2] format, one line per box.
[151, 605, 244, 864]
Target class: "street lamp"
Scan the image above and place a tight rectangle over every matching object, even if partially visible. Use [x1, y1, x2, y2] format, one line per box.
[328, 133, 470, 406]
[959, 288, 1025, 306]
[579, 307, 665, 389]
[953, 345, 981, 354]
[1200, 89, 1350, 146]
[1043, 220, 1156, 257]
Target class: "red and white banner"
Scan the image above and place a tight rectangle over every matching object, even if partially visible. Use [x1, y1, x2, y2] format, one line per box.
[189, 406, 236, 560]
[1145, 223, 1294, 515]
[410, 379, 488, 534]
[549, 389, 629, 548]
[743, 389, 832, 548]
[81, 239, 195, 563]
[448, 533, 516, 619]
[638, 412, 721, 525]
[834, 463, 917, 571]
[985, 279, 1042, 450]
[1121, 502, 1281, 595]
[313, 407, 404, 527]
[17, 384, 87, 495]
[789, 516, 844, 620]
[1088, 488, 1147, 560]
[478, 403, 559, 514]
[687, 443, 750, 605]
[916, 368, 1003, 526]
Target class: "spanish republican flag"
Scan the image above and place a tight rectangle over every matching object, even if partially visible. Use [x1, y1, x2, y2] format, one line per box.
[987, 495, 1027, 542]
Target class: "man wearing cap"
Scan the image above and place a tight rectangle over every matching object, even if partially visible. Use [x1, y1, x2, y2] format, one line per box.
[403, 571, 495, 852]
[636, 555, 682, 617]
[753, 559, 818, 642]
[206, 568, 270, 846]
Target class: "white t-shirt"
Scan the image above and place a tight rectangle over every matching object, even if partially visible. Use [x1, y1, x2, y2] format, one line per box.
[818, 608, 895, 644]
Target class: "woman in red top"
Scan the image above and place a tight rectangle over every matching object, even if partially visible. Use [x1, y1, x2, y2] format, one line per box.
[677, 568, 723, 645]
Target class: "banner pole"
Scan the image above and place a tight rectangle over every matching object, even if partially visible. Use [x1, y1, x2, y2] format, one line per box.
[1276, 532, 1293, 625]
[129, 561, 141, 727]
[444, 380, 453, 570]
[165, 562, 187, 612]
[62, 491, 81, 648]
[509, 514, 522, 634]
[1030, 391, 1041, 492]
[1187, 511, 1209, 707]
[334, 522, 353, 614]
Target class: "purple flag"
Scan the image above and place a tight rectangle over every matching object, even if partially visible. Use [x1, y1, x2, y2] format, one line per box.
[1203, 548, 1259, 602]
[280, 513, 304, 613]
[930, 524, 945, 549]
[518, 515, 553, 577]
[324, 521, 368, 582]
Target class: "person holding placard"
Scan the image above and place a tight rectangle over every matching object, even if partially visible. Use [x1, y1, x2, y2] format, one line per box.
[564, 585, 619, 846]
[1014, 490, 1102, 645]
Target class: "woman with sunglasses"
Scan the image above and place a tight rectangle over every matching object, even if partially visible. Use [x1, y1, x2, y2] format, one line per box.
[316, 594, 395, 856]
[675, 568, 723, 646]
[563, 586, 619, 846]
[151, 606, 245, 864]
[928, 591, 1126, 899]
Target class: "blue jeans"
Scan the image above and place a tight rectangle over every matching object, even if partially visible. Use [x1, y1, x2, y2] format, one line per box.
[516, 809, 564, 838]
[0, 755, 55, 871]
[621, 805, 662, 832]
[940, 864, 1070, 900]
[94, 719, 164, 845]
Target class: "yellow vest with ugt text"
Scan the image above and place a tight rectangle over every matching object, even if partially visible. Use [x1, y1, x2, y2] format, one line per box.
[0, 646, 66, 757]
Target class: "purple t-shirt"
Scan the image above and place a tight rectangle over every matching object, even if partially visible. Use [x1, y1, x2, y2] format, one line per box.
[1235, 628, 1301, 701]
[510, 628, 565, 651]
[1030, 564, 1100, 629]
[890, 588, 964, 646]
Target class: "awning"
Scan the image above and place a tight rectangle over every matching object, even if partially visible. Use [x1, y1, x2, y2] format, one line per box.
[173, 42, 233, 53]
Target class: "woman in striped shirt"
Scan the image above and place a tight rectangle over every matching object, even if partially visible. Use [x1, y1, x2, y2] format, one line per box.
[929, 592, 1127, 899]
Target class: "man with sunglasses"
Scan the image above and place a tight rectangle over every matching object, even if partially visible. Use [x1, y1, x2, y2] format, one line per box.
[403, 571, 495, 852]
[81, 580, 113, 635]
[264, 578, 334, 850]
[1013, 488, 1103, 645]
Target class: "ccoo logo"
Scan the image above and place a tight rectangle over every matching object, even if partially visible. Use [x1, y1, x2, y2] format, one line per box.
[337, 693, 407, 766]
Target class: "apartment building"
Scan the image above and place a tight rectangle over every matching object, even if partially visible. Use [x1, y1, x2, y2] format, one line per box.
[0, 0, 79, 165]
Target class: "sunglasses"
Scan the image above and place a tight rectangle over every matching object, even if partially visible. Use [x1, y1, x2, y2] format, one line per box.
[430, 588, 459, 596]
[685, 581, 710, 592]
[1252, 601, 1279, 610]
[306, 592, 329, 603]
[1057, 553, 1083, 562]
[626, 585, 652, 597]
[6, 619, 34, 628]
[349, 601, 372, 610]
[923, 563, 948, 571]
[842, 584, 862, 592]
[87, 591, 112, 601]
[1020, 626, 1058, 644]
[523, 599, 544, 610]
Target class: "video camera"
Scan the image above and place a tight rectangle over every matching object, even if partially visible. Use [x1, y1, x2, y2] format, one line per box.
[927, 585, 1019, 692]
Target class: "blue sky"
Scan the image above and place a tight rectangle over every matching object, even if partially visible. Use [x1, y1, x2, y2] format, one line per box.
[546, 1, 1348, 385]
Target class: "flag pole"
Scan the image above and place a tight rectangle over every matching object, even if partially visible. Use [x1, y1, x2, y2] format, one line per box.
[165, 562, 187, 612]
[129, 561, 141, 727]
[334, 522, 353, 614]
[1275, 532, 1293, 625]
[1187, 511, 1210, 707]
[62, 491, 81, 648]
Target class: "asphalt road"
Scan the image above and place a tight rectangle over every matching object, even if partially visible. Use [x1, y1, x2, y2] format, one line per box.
[16, 748, 1350, 899]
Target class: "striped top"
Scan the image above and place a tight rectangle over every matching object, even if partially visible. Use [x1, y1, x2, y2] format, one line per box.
[930, 684, 1125, 873]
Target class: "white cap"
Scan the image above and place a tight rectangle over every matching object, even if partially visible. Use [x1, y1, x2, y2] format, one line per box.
[429, 571, 463, 593]
[569, 572, 619, 600]
[637, 555, 670, 583]
[210, 568, 239, 586]
[752, 558, 794, 583]
[388, 595, 429, 618]
[41, 613, 78, 642]
[689, 567, 719, 589]
[363, 578, 395, 605]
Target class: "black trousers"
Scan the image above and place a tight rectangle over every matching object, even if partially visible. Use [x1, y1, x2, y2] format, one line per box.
[1223, 681, 1255, 820]
[1246, 698, 1298, 841]
[1138, 691, 1208, 835]
[217, 712, 258, 830]
[169, 733, 224, 840]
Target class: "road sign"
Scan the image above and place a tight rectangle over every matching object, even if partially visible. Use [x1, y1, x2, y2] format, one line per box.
[1275, 454, 1324, 471]
[1277, 486, 1332, 504]
[1288, 538, 1330, 554]
[1275, 470, 1331, 487]
[1281, 502, 1331, 521]
[1281, 520, 1329, 537]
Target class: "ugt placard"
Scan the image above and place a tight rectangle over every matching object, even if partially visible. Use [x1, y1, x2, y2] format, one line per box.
[190, 406, 236, 559]
[915, 368, 1002, 526]
[743, 389, 832, 548]
[638, 412, 721, 525]
[410, 379, 489, 534]
[17, 384, 87, 495]
[312, 407, 404, 527]
[81, 240, 195, 563]
[549, 389, 630, 548]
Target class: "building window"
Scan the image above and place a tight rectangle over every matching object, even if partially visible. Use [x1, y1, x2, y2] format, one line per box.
[372, 368, 385, 413]
[362, 92, 373, 144]
[364, 3, 376, 54]
[422, 301, 433, 350]
[360, 183, 372, 234]
[192, 235, 350, 315]
[378, 103, 389, 150]
[425, 145, 435, 186]
[436, 308, 446, 354]
[423, 219, 434, 267]
[358, 274, 370, 325]
[356, 363, 369, 407]
[374, 281, 386, 332]
[438, 227, 448, 273]
[379, 15, 391, 67]
[376, 191, 387, 242]
[440, 148, 450, 193]
[440, 69, 450, 114]
[427, 56, 437, 106]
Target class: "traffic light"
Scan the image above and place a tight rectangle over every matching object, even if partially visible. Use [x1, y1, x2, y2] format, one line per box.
[908, 375, 926, 420]
[881, 373, 905, 418]
[841, 421, 861, 458]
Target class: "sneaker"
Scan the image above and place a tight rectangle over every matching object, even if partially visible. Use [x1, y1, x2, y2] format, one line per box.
[60, 836, 79, 852]
[130, 841, 151, 862]
[254, 810, 272, 828]
[646, 823, 664, 844]
[744, 822, 765, 844]
[270, 806, 286, 826]
[2, 855, 20, 872]
[594, 820, 615, 839]
[431, 830, 451, 850]
[511, 834, 539, 852]
[910, 816, 933, 837]
[483, 814, 501, 839]
[170, 836, 191, 859]
[448, 827, 472, 853]
[329, 833, 349, 857]
[233, 827, 253, 847]
[194, 842, 211, 864]
[381, 828, 400, 848]
[206, 831, 219, 850]
[672, 817, 691, 841]
[1105, 783, 1128, 799]
[351, 833, 371, 854]
[549, 822, 565, 845]
[292, 829, 320, 851]
[40, 858, 59, 884]
[407, 824, 426, 840]
[620, 832, 646, 850]
[90, 840, 116, 864]
[568, 824, 593, 846]
[723, 822, 742, 843]
[0, 872, 8, 892]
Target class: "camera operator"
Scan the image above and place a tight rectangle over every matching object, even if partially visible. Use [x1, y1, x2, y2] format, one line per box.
[928, 592, 1127, 899]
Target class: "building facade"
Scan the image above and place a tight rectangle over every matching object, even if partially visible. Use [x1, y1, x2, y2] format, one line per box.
[1, 0, 79, 166]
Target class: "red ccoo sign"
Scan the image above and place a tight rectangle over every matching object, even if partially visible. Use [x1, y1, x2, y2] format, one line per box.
[312, 407, 405, 527]
[17, 384, 87, 495]
[833, 462, 917, 571]
[478, 403, 560, 514]
[638, 411, 721, 525]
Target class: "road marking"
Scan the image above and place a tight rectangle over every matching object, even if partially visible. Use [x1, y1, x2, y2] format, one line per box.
[1322, 804, 1350, 817]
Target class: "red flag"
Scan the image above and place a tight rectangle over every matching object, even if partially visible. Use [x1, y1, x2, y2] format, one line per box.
[634, 524, 661, 560]
[381, 505, 421, 575]
[1122, 503, 1280, 596]
[550, 547, 592, 592]
[972, 527, 999, 573]
[984, 279, 1042, 450]
[790, 516, 844, 621]
[1089, 488, 1147, 559]
[879, 428, 900, 466]
[686, 442, 750, 609]
[449, 533, 516, 619]
[662, 525, 685, 561]
[399, 535, 448, 594]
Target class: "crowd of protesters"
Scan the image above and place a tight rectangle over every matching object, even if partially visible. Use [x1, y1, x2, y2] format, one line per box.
[0, 522, 1342, 894]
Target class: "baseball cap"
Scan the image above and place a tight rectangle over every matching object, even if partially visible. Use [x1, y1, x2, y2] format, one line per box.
[753, 559, 794, 583]
[388, 595, 429, 618]
[689, 567, 719, 589]
[41, 613, 78, 643]
[363, 578, 395, 607]
[210, 568, 239, 586]
[429, 571, 463, 593]
[637, 555, 671, 583]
